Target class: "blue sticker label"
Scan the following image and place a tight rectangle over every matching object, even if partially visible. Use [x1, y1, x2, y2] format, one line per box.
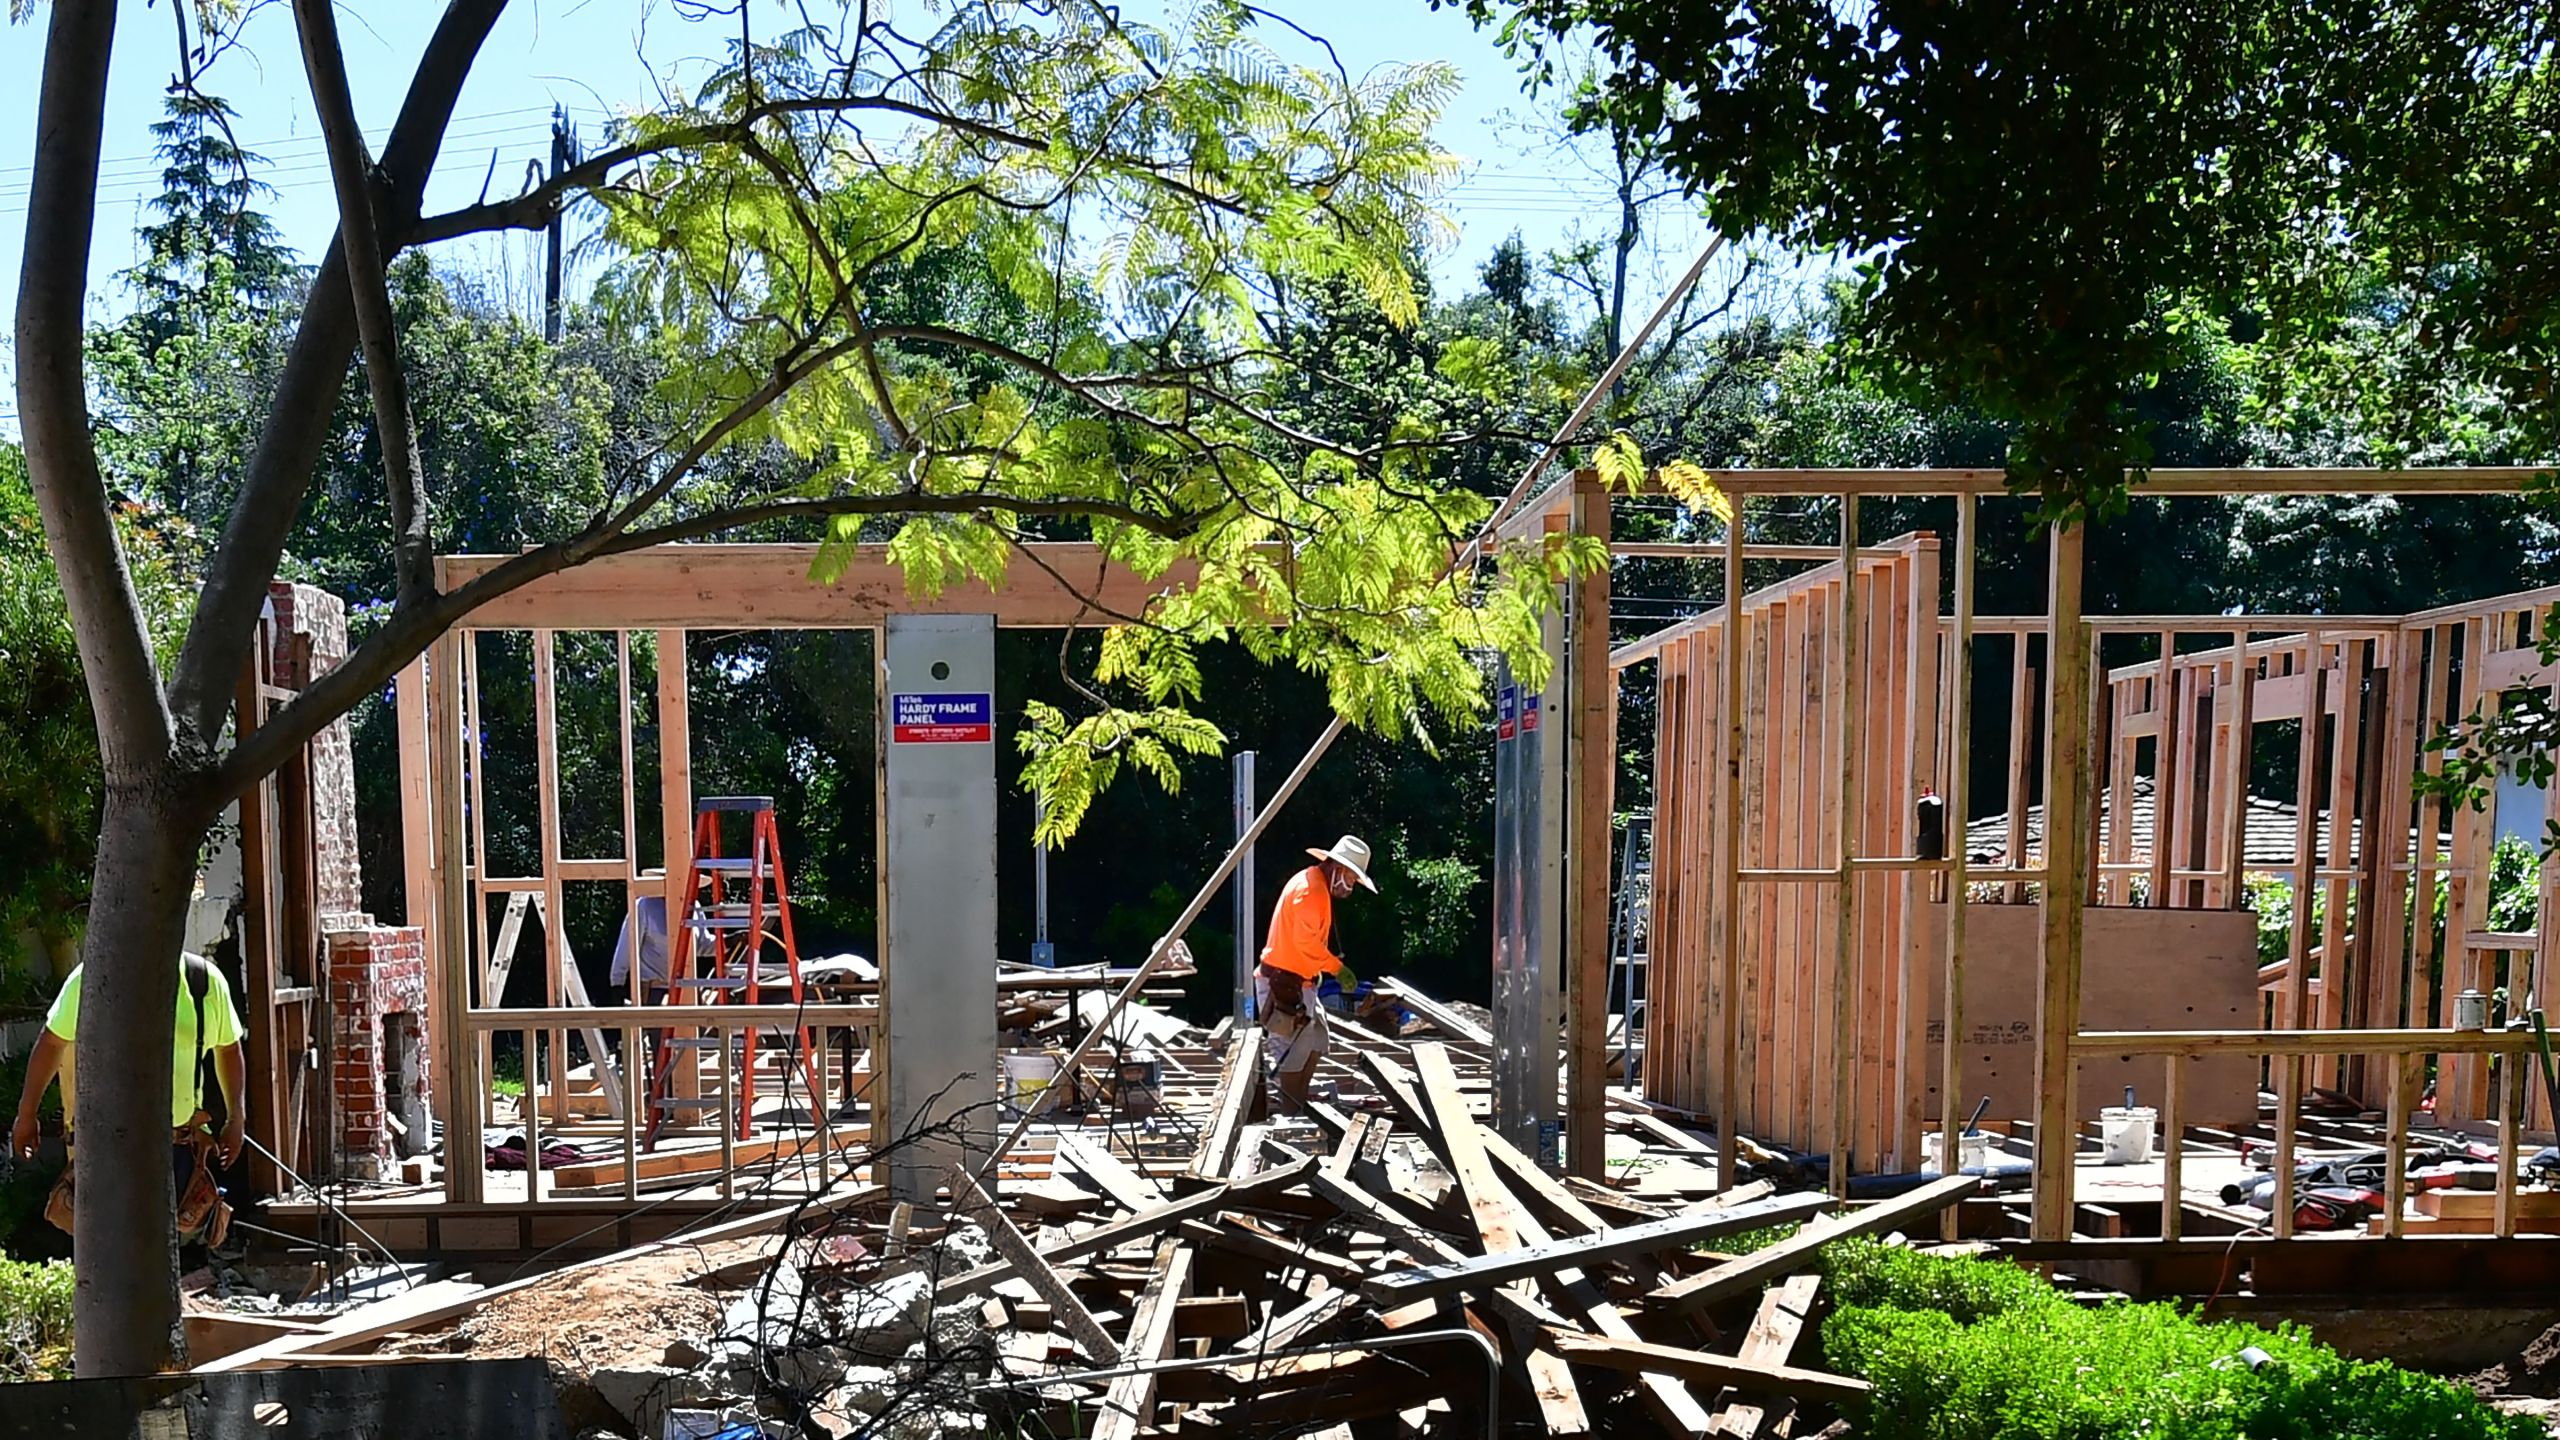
[892, 692, 993, 743]
[1496, 683, 1518, 740]
[1521, 693, 1541, 733]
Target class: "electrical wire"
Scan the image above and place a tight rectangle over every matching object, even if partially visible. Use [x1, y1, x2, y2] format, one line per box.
[242, 1133, 417, 1293]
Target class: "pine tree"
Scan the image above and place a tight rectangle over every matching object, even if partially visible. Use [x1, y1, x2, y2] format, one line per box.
[89, 91, 303, 526]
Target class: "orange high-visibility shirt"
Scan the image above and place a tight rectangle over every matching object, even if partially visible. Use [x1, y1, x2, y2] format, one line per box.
[1258, 865, 1340, 979]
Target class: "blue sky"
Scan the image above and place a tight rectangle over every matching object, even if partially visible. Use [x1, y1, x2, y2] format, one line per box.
[0, 0, 1735, 425]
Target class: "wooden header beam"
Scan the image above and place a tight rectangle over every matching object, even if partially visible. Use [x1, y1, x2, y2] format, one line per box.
[1650, 466, 2545, 497]
[436, 543, 1189, 631]
[1610, 535, 1930, 670]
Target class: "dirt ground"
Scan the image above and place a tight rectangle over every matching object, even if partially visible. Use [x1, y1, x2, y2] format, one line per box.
[388, 1237, 771, 1374]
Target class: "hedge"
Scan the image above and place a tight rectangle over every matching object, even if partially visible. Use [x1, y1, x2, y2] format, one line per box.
[1818, 1239, 2536, 1440]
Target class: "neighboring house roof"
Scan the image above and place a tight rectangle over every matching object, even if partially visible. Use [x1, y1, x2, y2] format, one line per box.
[1962, 775, 2448, 873]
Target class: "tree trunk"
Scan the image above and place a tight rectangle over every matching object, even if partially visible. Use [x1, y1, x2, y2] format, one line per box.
[69, 783, 205, 1376]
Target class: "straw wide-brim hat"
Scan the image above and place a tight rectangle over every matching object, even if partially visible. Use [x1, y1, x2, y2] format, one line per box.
[1305, 835, 1378, 892]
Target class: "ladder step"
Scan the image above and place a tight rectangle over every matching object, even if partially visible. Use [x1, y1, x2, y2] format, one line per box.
[653, 1097, 732, 1111]
[696, 796, 776, 813]
[693, 857, 765, 872]
[690, 917, 761, 931]
[670, 977, 754, 991]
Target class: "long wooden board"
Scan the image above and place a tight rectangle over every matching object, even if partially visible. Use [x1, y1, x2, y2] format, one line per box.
[1363, 1192, 1830, 1304]
[1650, 1176, 1977, 1316]
[1541, 1327, 1871, 1405]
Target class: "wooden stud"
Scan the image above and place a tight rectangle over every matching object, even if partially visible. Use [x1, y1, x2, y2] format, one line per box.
[1710, 507, 1751, 1188]
[2159, 1056, 2184, 1243]
[2221, 632, 2255, 908]
[428, 634, 484, 1204]
[2383, 1051, 2409, 1240]
[2273, 1053, 2301, 1240]
[2006, 644, 2037, 904]
[2030, 523, 2091, 1244]
[2283, 648, 2325, 1043]
[1833, 497, 1863, 1194]
[1567, 472, 1613, 1178]
[2499, 1049, 2525, 1240]
[1937, 496, 1977, 1237]
[2150, 630, 2181, 906]
[532, 630, 570, 1126]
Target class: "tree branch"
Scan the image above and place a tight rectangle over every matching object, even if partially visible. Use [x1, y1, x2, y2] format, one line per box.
[166, 0, 508, 748]
[290, 0, 436, 610]
[209, 488, 1200, 802]
[407, 93, 1053, 246]
[14, 0, 180, 782]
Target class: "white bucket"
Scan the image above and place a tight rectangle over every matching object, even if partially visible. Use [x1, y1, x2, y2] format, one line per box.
[2098, 1106, 2156, 1166]
[998, 1050, 1061, 1118]
[1923, 1130, 1993, 1174]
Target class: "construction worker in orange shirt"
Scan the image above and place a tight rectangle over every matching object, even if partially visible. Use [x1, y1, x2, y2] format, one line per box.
[1254, 835, 1375, 1111]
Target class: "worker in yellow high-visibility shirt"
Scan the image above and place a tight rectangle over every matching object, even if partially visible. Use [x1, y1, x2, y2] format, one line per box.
[1254, 836, 1375, 1112]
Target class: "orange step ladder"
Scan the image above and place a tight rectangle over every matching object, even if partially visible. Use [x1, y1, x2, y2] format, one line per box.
[645, 796, 826, 1147]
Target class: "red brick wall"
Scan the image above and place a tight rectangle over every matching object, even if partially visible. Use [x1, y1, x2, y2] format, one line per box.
[266, 583, 365, 929]
[326, 926, 430, 1179]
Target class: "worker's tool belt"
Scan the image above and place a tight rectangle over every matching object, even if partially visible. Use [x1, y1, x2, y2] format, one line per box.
[45, 1114, 229, 1248]
[1256, 963, 1309, 1017]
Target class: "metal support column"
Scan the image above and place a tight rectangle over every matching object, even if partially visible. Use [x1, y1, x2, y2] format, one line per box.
[1232, 750, 1258, 1020]
[881, 614, 999, 1200]
[1490, 604, 1565, 1166]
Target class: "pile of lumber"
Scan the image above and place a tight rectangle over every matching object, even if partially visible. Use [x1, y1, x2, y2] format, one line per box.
[966, 1036, 1981, 1438]
[197, 1025, 1977, 1439]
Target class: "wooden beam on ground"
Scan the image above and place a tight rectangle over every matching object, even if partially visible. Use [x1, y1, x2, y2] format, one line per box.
[1229, 1291, 1359, 1357]
[949, 1167, 1121, 1365]
[1357, 1050, 1441, 1147]
[1651, 1176, 1977, 1316]
[1413, 1043, 1593, 1435]
[1375, 978, 1494, 1045]
[1364, 1193, 1831, 1305]
[1187, 1026, 1264, 1183]
[1713, 1273, 1822, 1438]
[1540, 1327, 1871, 1406]
[1092, 1238, 1193, 1440]
[1179, 1215, 1369, 1289]
[942, 1158, 1316, 1299]
[1055, 1130, 1168, 1212]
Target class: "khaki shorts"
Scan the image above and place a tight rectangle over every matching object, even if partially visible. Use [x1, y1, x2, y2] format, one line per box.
[1253, 967, 1331, 1075]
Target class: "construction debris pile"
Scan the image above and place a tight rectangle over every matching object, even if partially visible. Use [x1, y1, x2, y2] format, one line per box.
[195, 1022, 1980, 1440]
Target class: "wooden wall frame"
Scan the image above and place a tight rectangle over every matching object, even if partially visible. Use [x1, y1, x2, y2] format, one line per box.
[1609, 465, 2554, 1247]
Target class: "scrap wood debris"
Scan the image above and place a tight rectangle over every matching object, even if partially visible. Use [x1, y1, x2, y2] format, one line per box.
[196, 1020, 1980, 1440]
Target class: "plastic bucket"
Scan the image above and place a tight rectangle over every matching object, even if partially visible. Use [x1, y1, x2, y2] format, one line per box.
[998, 1050, 1060, 1118]
[1923, 1130, 1993, 1174]
[2098, 1106, 2156, 1166]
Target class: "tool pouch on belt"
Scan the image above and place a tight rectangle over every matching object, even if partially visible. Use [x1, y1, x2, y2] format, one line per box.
[175, 1117, 230, 1249]
[1262, 966, 1307, 1018]
[45, 1121, 229, 1249]
[43, 1167, 71, 1235]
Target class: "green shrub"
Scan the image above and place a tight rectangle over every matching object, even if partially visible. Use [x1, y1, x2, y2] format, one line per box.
[0, 1256, 73, 1380]
[1711, 1220, 1802, 1255]
[1823, 1234, 2062, 1323]
[1818, 1240, 2539, 1440]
